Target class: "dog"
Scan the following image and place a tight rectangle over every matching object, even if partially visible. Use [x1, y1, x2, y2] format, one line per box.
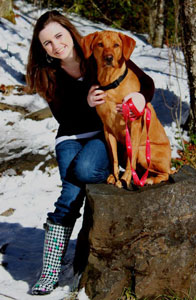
[81, 30, 172, 188]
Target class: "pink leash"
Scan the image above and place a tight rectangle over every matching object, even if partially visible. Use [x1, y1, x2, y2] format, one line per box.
[122, 98, 151, 186]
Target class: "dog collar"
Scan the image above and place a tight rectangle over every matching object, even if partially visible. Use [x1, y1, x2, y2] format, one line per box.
[99, 67, 128, 91]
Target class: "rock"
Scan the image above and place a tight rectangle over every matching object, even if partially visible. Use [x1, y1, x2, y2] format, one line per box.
[24, 107, 52, 120]
[0, 0, 15, 24]
[0, 84, 29, 96]
[0, 102, 28, 115]
[74, 165, 196, 300]
[0, 208, 15, 217]
[0, 152, 57, 175]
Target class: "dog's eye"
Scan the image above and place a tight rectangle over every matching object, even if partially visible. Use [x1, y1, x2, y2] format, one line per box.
[114, 43, 119, 48]
[97, 43, 104, 47]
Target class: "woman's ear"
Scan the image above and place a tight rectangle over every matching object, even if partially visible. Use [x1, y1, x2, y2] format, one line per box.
[80, 32, 98, 59]
[119, 33, 136, 60]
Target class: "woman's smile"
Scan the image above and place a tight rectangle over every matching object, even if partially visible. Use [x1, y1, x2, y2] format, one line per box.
[56, 47, 66, 54]
[55, 46, 67, 56]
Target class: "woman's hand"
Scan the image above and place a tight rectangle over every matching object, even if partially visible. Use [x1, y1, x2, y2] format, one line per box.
[87, 85, 106, 107]
[116, 103, 136, 118]
[116, 92, 146, 118]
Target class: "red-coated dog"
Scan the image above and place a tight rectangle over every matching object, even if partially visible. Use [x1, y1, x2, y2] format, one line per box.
[81, 30, 172, 188]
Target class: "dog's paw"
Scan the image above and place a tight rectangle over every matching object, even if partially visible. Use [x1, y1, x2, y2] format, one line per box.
[146, 174, 170, 185]
[115, 180, 123, 188]
[107, 174, 116, 185]
[145, 178, 154, 185]
[121, 173, 132, 188]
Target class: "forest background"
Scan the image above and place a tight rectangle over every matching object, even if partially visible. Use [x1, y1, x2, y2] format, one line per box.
[0, 0, 196, 167]
[30, 0, 179, 47]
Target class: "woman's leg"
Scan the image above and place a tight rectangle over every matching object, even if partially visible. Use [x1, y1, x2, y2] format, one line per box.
[32, 136, 109, 295]
[48, 135, 110, 225]
[32, 139, 83, 295]
[48, 139, 85, 225]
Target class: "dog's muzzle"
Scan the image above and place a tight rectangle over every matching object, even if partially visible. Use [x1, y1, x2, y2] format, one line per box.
[104, 54, 113, 65]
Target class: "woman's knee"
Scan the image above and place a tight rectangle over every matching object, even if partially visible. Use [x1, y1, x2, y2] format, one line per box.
[72, 137, 110, 183]
[74, 159, 109, 183]
[74, 159, 94, 182]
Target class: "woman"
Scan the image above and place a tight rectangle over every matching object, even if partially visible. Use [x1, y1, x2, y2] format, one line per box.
[26, 10, 154, 295]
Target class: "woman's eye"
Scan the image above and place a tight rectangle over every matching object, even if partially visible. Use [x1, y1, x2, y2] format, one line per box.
[98, 42, 103, 47]
[114, 43, 119, 48]
[56, 34, 62, 39]
[44, 41, 50, 46]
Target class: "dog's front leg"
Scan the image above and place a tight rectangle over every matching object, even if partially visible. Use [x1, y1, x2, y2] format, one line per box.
[104, 130, 122, 187]
[121, 157, 132, 187]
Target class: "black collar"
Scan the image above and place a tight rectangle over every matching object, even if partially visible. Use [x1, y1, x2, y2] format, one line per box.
[98, 67, 128, 91]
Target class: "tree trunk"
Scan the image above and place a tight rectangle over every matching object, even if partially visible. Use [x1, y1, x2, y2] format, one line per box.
[173, 0, 180, 44]
[179, 0, 196, 133]
[148, 0, 165, 47]
[0, 0, 15, 24]
[148, 0, 158, 44]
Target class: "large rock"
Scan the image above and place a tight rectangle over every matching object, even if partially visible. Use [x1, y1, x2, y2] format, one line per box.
[74, 165, 196, 300]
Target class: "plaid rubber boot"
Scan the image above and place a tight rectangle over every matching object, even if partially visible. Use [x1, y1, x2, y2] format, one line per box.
[32, 220, 73, 295]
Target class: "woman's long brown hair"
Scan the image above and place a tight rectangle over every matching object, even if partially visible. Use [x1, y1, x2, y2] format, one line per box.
[26, 10, 89, 102]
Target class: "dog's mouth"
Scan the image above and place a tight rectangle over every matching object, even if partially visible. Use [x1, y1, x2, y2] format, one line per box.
[103, 61, 114, 67]
[104, 62, 114, 67]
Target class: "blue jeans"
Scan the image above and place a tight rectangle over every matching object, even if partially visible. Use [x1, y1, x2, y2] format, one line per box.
[47, 133, 110, 226]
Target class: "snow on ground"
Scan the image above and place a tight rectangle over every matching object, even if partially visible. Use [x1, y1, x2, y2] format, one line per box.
[0, 1, 190, 299]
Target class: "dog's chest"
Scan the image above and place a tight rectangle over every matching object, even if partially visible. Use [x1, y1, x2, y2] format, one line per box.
[96, 100, 127, 143]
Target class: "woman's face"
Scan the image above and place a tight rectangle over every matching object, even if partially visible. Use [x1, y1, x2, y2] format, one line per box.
[39, 22, 74, 61]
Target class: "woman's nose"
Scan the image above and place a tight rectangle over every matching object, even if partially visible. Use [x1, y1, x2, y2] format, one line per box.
[52, 40, 60, 51]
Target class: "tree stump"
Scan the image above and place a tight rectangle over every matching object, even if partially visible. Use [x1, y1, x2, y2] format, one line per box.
[74, 165, 196, 300]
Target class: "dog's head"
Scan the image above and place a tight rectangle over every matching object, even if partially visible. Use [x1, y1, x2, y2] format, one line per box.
[81, 30, 136, 68]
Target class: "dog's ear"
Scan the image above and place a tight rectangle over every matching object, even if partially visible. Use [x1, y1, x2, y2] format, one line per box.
[80, 32, 98, 59]
[119, 33, 136, 60]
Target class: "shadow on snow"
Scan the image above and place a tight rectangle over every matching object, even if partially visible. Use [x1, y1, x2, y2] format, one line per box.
[152, 88, 190, 126]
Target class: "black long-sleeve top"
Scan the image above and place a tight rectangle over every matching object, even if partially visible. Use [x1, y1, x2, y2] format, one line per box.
[48, 60, 155, 139]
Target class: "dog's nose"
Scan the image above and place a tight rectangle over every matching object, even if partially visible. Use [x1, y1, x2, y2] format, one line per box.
[104, 55, 113, 64]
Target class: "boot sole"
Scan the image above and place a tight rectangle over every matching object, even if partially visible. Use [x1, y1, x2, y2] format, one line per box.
[32, 282, 58, 295]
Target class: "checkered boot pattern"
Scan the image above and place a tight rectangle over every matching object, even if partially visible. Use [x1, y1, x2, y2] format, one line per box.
[32, 220, 73, 295]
